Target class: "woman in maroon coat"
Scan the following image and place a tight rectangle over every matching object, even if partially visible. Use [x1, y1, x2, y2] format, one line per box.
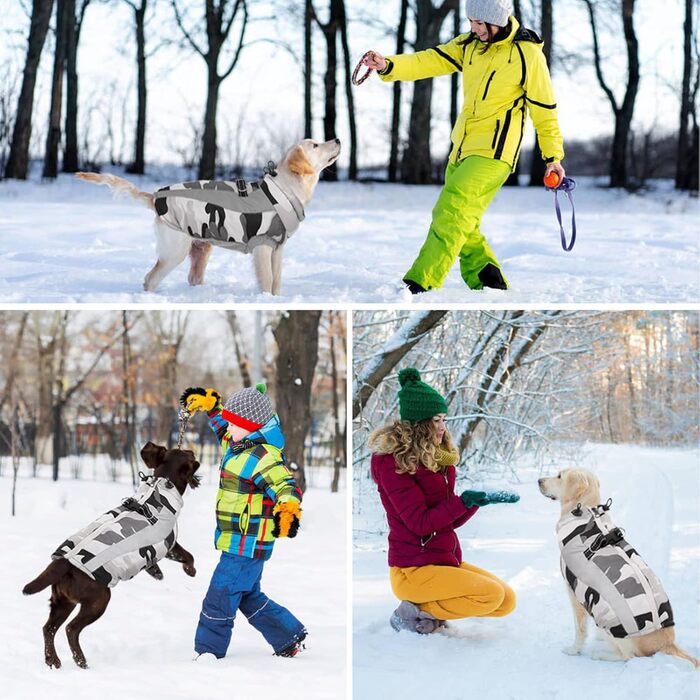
[369, 367, 518, 633]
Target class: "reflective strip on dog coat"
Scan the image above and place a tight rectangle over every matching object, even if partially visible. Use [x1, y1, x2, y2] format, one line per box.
[153, 175, 305, 253]
[557, 504, 674, 638]
[52, 478, 183, 587]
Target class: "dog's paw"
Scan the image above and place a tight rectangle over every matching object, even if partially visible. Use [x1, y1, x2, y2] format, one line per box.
[589, 648, 624, 662]
[562, 644, 582, 656]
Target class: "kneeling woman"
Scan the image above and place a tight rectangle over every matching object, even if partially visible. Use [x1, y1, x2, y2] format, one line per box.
[369, 368, 519, 632]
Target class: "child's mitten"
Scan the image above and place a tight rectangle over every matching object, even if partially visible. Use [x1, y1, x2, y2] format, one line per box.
[180, 387, 221, 414]
[272, 501, 302, 538]
[460, 489, 520, 508]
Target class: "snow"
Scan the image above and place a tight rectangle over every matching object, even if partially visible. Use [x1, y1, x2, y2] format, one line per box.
[0, 465, 346, 699]
[353, 444, 700, 700]
[0, 174, 697, 303]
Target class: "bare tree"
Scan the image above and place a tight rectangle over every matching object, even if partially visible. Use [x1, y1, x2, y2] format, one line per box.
[224, 311, 252, 387]
[353, 310, 447, 418]
[172, 0, 249, 180]
[582, 0, 640, 188]
[304, 0, 313, 138]
[676, 0, 699, 191]
[5, 0, 54, 179]
[389, 0, 409, 182]
[402, 0, 457, 184]
[124, 0, 149, 174]
[338, 0, 357, 179]
[273, 310, 323, 493]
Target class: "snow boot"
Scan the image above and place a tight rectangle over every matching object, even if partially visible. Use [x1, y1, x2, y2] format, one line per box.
[477, 263, 508, 290]
[403, 278, 428, 295]
[390, 601, 442, 634]
[275, 630, 307, 657]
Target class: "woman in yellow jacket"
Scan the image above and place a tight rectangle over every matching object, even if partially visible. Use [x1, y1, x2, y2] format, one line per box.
[363, 0, 565, 292]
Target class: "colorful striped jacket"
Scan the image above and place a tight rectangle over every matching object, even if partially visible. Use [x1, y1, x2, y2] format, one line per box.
[207, 407, 302, 560]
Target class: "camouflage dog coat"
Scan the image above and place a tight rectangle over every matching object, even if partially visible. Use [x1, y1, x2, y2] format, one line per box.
[153, 174, 305, 254]
[52, 477, 183, 587]
[557, 501, 674, 638]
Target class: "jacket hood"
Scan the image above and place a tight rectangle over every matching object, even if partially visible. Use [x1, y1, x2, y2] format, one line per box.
[244, 414, 285, 450]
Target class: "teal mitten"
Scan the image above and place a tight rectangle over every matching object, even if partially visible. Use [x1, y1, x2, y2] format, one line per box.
[460, 489, 520, 508]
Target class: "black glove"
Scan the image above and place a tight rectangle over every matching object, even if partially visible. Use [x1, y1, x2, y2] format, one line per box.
[272, 501, 302, 538]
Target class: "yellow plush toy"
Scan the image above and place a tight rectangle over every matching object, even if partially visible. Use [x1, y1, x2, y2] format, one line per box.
[180, 387, 221, 414]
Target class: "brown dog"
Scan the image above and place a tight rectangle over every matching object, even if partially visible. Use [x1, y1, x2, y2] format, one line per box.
[23, 442, 200, 669]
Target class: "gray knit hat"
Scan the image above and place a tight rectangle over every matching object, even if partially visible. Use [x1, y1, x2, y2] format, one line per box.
[466, 0, 512, 27]
[221, 383, 273, 432]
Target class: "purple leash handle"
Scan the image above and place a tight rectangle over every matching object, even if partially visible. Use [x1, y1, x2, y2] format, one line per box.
[548, 176, 577, 252]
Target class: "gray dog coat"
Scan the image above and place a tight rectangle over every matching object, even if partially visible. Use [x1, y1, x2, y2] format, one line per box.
[52, 477, 182, 587]
[153, 175, 305, 254]
[557, 501, 674, 638]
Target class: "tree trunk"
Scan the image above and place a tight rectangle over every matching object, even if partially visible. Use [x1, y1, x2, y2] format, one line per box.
[329, 312, 343, 492]
[43, 0, 68, 179]
[676, 0, 695, 190]
[527, 0, 552, 186]
[388, 0, 409, 182]
[320, 5, 339, 181]
[403, 0, 456, 184]
[127, 0, 147, 174]
[199, 68, 221, 179]
[5, 0, 54, 179]
[338, 0, 357, 179]
[449, 1, 460, 127]
[304, 0, 313, 138]
[63, 0, 79, 172]
[273, 311, 323, 493]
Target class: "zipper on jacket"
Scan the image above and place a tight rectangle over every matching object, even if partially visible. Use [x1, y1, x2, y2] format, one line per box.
[482, 70, 496, 100]
[491, 119, 501, 149]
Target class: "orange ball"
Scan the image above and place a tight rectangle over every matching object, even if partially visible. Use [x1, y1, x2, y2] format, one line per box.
[544, 171, 561, 188]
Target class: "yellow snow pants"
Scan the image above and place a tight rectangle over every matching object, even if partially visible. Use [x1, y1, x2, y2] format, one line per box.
[390, 561, 516, 620]
[403, 155, 512, 290]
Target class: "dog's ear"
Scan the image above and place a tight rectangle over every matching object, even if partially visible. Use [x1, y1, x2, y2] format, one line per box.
[141, 442, 167, 470]
[287, 146, 315, 176]
[565, 470, 592, 502]
[187, 460, 201, 489]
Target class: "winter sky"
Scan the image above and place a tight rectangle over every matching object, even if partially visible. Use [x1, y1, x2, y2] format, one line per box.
[1, 1, 688, 169]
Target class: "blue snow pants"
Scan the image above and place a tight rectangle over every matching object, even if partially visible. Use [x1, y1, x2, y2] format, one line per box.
[194, 551, 305, 658]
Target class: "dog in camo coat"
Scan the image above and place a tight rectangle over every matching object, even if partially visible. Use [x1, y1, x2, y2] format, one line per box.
[539, 469, 698, 667]
[76, 138, 341, 295]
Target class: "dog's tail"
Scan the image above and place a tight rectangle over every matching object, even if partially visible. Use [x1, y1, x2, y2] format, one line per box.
[23, 558, 71, 595]
[75, 172, 154, 210]
[662, 642, 700, 668]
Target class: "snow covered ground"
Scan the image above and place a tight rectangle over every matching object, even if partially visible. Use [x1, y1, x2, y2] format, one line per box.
[353, 444, 700, 700]
[0, 173, 697, 303]
[0, 463, 346, 699]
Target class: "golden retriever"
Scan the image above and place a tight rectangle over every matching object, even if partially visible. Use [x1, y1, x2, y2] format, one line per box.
[76, 138, 341, 295]
[538, 468, 698, 667]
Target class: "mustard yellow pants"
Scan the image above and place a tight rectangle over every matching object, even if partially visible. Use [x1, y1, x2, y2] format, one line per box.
[390, 561, 516, 620]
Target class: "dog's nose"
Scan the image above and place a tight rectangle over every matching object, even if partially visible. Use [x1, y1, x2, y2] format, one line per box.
[334, 138, 341, 145]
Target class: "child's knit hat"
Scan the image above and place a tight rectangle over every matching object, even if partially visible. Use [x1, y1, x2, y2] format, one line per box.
[398, 368, 448, 423]
[466, 0, 512, 27]
[221, 383, 273, 432]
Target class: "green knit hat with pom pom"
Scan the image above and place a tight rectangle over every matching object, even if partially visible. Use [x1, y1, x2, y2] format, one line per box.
[397, 368, 448, 423]
[221, 382, 273, 432]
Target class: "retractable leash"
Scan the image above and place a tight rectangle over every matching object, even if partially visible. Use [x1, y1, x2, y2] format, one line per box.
[544, 172, 577, 252]
[352, 51, 377, 86]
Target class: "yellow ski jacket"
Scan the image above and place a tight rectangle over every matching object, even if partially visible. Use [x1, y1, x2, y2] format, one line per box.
[378, 17, 564, 169]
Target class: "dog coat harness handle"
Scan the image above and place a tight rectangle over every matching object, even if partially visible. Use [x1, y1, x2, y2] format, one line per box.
[546, 176, 577, 252]
[352, 51, 377, 86]
[177, 407, 191, 449]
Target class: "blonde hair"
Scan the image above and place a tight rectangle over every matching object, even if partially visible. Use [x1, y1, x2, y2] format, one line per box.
[368, 418, 457, 475]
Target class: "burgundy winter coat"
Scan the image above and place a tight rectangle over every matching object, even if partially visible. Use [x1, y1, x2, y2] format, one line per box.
[371, 452, 479, 568]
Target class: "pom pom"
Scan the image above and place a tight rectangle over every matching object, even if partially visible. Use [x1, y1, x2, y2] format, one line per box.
[255, 382, 267, 394]
[398, 367, 421, 387]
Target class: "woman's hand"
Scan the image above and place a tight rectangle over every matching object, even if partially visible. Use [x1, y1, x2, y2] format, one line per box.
[362, 51, 387, 72]
[545, 161, 566, 182]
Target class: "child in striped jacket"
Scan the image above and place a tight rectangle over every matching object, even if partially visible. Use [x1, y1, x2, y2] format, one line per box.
[181, 383, 306, 659]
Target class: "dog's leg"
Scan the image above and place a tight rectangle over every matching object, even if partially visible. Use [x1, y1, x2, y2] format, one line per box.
[43, 589, 77, 669]
[252, 245, 274, 294]
[271, 245, 284, 295]
[65, 587, 111, 669]
[188, 241, 213, 286]
[143, 220, 192, 292]
[562, 586, 589, 656]
[166, 542, 196, 577]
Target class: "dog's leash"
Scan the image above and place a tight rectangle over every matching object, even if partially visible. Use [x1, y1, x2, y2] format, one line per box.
[545, 175, 577, 252]
[177, 407, 191, 450]
[352, 51, 377, 86]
